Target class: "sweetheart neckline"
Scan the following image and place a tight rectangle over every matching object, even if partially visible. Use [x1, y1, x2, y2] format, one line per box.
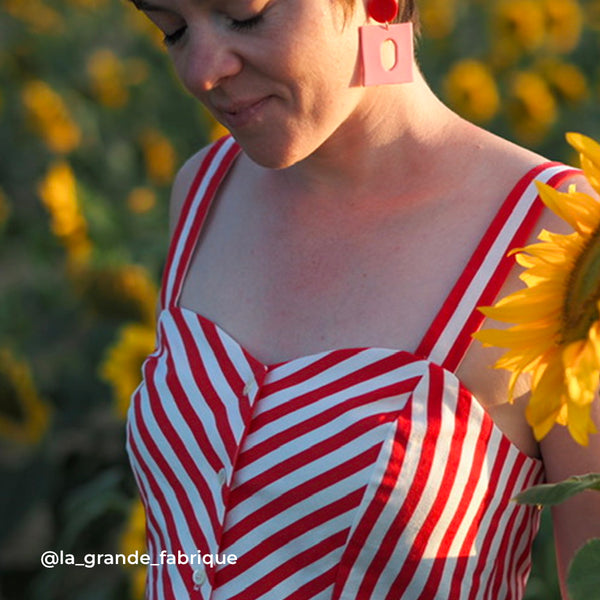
[171, 305, 428, 370]
[159, 304, 542, 465]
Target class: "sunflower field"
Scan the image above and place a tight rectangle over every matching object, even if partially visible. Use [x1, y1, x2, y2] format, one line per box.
[0, 0, 599, 599]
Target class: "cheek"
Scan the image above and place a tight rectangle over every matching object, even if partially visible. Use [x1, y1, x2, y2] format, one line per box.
[277, 2, 361, 76]
[171, 54, 197, 98]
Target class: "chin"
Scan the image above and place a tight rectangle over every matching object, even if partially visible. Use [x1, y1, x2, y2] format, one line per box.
[234, 135, 309, 170]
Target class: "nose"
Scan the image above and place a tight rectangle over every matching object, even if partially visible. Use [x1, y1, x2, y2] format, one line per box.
[177, 28, 243, 95]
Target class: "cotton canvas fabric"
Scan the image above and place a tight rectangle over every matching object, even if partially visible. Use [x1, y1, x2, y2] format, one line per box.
[127, 136, 579, 599]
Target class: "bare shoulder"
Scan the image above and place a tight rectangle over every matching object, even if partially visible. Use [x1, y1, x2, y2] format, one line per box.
[465, 126, 547, 188]
[168, 144, 214, 237]
[458, 124, 591, 242]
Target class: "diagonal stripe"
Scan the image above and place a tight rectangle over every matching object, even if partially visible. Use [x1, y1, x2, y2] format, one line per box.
[127, 150, 561, 600]
[416, 383, 494, 599]
[239, 375, 418, 465]
[226, 445, 380, 543]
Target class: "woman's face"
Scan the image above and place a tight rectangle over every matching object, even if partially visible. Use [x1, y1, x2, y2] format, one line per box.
[134, 0, 369, 168]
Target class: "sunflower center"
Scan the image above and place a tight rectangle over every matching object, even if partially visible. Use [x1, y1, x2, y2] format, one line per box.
[562, 226, 600, 344]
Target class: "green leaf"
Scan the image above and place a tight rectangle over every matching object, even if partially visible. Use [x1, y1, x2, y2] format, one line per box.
[514, 474, 600, 506]
[58, 468, 130, 551]
[567, 539, 600, 600]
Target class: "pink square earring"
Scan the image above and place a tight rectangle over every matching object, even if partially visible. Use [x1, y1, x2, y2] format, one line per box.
[360, 0, 414, 86]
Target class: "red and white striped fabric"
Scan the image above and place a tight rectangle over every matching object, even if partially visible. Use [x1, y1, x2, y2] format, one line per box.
[126, 136, 578, 600]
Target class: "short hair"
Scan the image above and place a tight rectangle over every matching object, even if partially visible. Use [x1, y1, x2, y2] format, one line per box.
[127, 0, 420, 31]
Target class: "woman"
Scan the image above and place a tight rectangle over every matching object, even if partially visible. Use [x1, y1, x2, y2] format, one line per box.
[125, 0, 600, 598]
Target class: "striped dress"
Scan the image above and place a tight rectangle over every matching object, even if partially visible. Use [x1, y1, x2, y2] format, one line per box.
[127, 136, 578, 600]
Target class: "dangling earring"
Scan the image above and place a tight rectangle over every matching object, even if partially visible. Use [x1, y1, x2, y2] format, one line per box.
[359, 0, 414, 86]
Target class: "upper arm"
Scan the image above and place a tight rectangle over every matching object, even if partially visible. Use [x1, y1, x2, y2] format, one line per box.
[536, 169, 600, 598]
[539, 397, 600, 599]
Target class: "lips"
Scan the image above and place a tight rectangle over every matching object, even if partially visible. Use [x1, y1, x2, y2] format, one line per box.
[214, 96, 271, 129]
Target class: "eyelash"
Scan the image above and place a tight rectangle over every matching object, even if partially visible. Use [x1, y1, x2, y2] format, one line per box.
[163, 27, 186, 47]
[229, 13, 263, 31]
[162, 13, 264, 47]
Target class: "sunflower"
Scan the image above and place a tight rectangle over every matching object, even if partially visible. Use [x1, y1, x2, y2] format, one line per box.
[22, 81, 81, 154]
[0, 348, 51, 447]
[474, 133, 600, 446]
[100, 323, 156, 419]
[443, 59, 500, 124]
[75, 264, 158, 325]
[140, 129, 177, 186]
[87, 49, 129, 108]
[119, 498, 148, 600]
[38, 161, 92, 265]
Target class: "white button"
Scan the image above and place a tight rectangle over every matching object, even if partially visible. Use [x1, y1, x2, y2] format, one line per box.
[192, 567, 206, 586]
[217, 468, 227, 486]
[243, 377, 257, 396]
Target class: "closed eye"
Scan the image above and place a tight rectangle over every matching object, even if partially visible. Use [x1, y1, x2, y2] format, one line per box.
[160, 9, 264, 46]
[163, 26, 187, 46]
[229, 13, 263, 31]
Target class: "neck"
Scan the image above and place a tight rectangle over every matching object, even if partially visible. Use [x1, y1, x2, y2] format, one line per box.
[278, 69, 461, 201]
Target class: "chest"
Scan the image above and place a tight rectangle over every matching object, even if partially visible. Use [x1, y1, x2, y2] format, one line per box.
[178, 185, 487, 366]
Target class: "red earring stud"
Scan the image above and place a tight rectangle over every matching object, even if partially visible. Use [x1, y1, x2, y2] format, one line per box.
[367, 0, 399, 23]
[360, 0, 414, 86]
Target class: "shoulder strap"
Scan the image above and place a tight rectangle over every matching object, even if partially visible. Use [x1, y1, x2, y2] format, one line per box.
[416, 162, 580, 371]
[160, 135, 241, 309]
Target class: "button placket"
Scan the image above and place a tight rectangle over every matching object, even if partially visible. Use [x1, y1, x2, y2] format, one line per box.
[217, 468, 227, 486]
[243, 376, 258, 398]
[192, 566, 206, 588]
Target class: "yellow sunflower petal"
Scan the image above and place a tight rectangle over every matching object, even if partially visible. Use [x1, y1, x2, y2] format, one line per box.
[562, 339, 600, 406]
[555, 403, 569, 427]
[566, 132, 600, 195]
[517, 237, 574, 264]
[507, 369, 525, 404]
[494, 347, 546, 374]
[589, 316, 600, 365]
[535, 181, 600, 235]
[526, 358, 566, 440]
[565, 400, 598, 447]
[519, 271, 567, 290]
[512, 234, 580, 284]
[579, 156, 600, 197]
[474, 322, 557, 351]
[537, 229, 583, 248]
[513, 252, 535, 270]
[567, 132, 600, 164]
[530, 347, 560, 387]
[479, 286, 563, 324]
[555, 191, 600, 235]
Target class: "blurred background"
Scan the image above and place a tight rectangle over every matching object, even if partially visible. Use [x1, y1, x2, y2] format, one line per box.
[0, 0, 599, 598]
